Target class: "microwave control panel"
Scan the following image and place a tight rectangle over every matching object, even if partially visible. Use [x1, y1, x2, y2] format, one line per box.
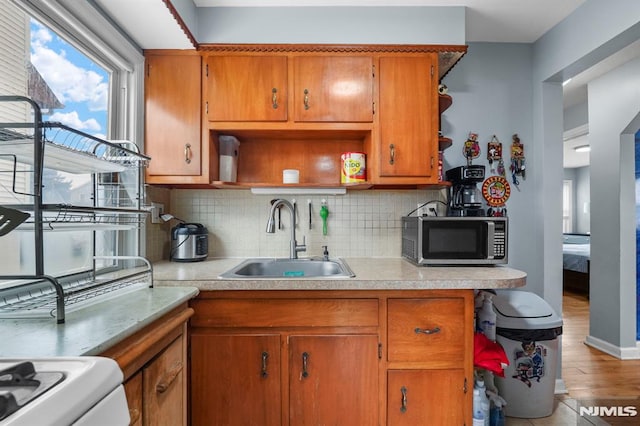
[492, 220, 507, 259]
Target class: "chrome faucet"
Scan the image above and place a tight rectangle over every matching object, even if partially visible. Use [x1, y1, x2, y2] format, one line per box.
[266, 199, 306, 259]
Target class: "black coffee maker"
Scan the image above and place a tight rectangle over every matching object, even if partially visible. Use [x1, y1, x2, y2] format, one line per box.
[446, 165, 486, 216]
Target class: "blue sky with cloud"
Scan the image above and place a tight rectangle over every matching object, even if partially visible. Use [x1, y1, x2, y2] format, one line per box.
[30, 20, 108, 139]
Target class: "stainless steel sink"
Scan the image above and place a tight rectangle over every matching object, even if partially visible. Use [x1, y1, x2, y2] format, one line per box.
[219, 258, 355, 279]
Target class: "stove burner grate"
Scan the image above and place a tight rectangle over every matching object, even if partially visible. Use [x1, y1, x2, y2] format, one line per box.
[0, 361, 65, 420]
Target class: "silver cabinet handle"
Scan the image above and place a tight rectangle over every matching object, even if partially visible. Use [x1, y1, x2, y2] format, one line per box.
[400, 386, 408, 413]
[261, 351, 269, 378]
[184, 143, 192, 164]
[389, 144, 395, 165]
[272, 88, 278, 109]
[302, 352, 309, 378]
[414, 327, 441, 335]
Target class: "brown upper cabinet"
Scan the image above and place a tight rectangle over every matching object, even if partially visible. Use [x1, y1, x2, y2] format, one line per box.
[144, 51, 208, 185]
[144, 45, 466, 187]
[206, 55, 288, 122]
[292, 56, 374, 123]
[205, 55, 374, 124]
[376, 54, 439, 182]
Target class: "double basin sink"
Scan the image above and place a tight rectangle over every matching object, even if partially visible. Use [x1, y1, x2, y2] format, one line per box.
[219, 257, 355, 279]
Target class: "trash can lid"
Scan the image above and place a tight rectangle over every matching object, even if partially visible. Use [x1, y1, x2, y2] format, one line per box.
[493, 290, 562, 329]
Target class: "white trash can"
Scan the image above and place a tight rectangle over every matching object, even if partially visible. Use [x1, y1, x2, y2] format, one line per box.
[493, 290, 563, 419]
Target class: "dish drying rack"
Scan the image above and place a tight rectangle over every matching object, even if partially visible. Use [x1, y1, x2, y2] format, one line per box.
[0, 95, 152, 323]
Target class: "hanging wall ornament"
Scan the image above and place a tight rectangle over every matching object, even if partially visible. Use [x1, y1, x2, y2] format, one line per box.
[510, 133, 526, 186]
[482, 175, 511, 217]
[463, 132, 481, 165]
[497, 158, 506, 177]
[487, 135, 503, 175]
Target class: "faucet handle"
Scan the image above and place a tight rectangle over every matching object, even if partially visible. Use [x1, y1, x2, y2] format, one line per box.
[296, 235, 307, 253]
[322, 245, 329, 261]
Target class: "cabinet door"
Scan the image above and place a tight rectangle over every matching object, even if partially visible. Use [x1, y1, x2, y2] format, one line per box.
[387, 369, 466, 425]
[293, 56, 374, 122]
[289, 334, 379, 425]
[124, 371, 143, 426]
[143, 334, 186, 426]
[206, 56, 288, 122]
[377, 55, 438, 180]
[145, 54, 202, 178]
[190, 333, 282, 426]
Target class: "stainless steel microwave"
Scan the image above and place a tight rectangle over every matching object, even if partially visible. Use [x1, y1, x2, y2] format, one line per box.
[401, 216, 508, 265]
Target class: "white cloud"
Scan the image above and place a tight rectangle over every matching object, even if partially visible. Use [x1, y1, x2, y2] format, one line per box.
[49, 111, 101, 131]
[32, 23, 52, 45]
[30, 23, 108, 112]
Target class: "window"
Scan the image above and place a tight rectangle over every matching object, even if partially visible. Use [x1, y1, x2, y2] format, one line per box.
[563, 179, 573, 233]
[0, 1, 144, 278]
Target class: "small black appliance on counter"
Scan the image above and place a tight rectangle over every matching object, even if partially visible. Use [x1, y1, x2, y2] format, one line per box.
[446, 165, 486, 216]
[170, 223, 208, 262]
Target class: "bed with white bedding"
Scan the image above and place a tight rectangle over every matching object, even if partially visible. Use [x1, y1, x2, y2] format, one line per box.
[563, 233, 590, 294]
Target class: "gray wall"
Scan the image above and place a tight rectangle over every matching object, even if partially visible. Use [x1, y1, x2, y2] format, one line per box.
[440, 42, 535, 284]
[196, 6, 465, 45]
[588, 57, 640, 353]
[532, 0, 640, 353]
[564, 102, 588, 132]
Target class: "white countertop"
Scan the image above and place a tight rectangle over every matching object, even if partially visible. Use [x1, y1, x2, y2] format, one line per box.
[153, 257, 527, 290]
[0, 257, 525, 358]
[0, 286, 198, 358]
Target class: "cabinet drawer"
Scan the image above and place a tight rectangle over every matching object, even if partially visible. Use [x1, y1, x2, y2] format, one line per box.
[387, 298, 466, 366]
[191, 298, 379, 328]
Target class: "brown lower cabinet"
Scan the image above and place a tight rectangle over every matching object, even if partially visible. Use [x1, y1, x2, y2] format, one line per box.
[387, 369, 466, 425]
[191, 333, 282, 425]
[189, 290, 473, 426]
[101, 304, 193, 426]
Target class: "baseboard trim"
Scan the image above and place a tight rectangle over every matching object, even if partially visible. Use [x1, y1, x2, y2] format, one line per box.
[555, 378, 568, 394]
[584, 335, 640, 359]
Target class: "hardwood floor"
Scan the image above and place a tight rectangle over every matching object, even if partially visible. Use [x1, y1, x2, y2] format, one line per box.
[506, 290, 640, 425]
[561, 290, 640, 399]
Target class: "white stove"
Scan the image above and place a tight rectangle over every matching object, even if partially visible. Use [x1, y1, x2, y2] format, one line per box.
[0, 357, 129, 425]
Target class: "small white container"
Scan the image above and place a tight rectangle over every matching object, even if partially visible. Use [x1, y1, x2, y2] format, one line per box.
[219, 135, 240, 182]
[283, 169, 299, 184]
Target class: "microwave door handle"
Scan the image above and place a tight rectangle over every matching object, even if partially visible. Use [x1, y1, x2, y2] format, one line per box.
[487, 221, 495, 259]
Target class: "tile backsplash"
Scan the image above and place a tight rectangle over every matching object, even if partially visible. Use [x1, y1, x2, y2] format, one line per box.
[145, 188, 447, 261]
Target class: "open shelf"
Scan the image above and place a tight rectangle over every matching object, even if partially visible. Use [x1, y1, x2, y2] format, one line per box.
[439, 94, 453, 114]
[439, 137, 453, 151]
[210, 128, 371, 186]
